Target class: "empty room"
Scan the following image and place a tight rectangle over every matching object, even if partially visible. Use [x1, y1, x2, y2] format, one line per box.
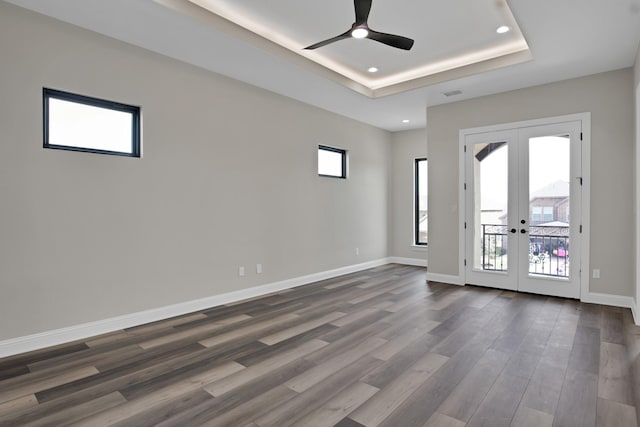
[2, 0, 640, 426]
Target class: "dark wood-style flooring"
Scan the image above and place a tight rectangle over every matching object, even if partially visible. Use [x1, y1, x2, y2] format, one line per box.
[0, 264, 638, 426]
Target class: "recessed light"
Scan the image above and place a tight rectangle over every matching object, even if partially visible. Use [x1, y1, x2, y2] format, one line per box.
[352, 28, 368, 39]
[496, 25, 510, 34]
[368, 67, 379, 73]
[402, 119, 410, 123]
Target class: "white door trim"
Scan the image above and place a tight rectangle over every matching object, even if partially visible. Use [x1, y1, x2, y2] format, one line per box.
[458, 113, 591, 299]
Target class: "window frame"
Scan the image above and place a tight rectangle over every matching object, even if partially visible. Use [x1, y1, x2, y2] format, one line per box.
[43, 87, 141, 157]
[415, 157, 428, 246]
[318, 145, 347, 179]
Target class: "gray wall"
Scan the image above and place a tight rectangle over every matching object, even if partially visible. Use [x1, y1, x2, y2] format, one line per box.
[635, 43, 640, 89]
[428, 69, 635, 297]
[0, 2, 391, 340]
[635, 45, 640, 304]
[389, 128, 428, 262]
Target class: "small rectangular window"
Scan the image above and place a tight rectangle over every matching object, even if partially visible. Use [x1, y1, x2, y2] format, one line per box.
[415, 158, 428, 245]
[318, 145, 346, 178]
[532, 206, 542, 222]
[43, 88, 140, 157]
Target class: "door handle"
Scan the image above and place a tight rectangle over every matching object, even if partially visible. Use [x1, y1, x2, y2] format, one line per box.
[520, 229, 527, 234]
[510, 228, 516, 234]
[521, 219, 526, 224]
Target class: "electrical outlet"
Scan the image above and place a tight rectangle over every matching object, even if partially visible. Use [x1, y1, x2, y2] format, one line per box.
[592, 269, 600, 279]
[239, 266, 245, 277]
[256, 263, 262, 274]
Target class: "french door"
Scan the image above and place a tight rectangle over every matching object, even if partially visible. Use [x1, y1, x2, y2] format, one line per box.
[464, 120, 582, 298]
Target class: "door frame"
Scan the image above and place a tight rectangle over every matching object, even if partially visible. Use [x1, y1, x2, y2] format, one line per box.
[458, 113, 591, 299]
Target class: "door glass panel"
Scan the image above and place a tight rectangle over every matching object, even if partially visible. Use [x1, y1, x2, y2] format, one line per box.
[472, 142, 509, 272]
[528, 135, 570, 278]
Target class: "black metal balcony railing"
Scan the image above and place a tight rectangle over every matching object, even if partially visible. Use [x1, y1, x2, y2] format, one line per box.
[481, 224, 569, 278]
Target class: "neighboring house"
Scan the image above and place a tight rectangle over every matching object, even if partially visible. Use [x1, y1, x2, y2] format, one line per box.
[529, 180, 570, 225]
[496, 180, 570, 225]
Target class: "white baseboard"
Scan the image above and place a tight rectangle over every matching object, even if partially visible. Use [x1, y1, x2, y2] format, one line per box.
[388, 257, 427, 267]
[581, 292, 636, 313]
[0, 258, 390, 359]
[631, 300, 639, 326]
[426, 272, 464, 286]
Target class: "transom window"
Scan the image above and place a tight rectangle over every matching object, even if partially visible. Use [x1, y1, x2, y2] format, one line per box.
[43, 88, 141, 157]
[318, 145, 347, 178]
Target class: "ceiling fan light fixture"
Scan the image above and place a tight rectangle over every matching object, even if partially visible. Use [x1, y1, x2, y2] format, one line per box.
[352, 27, 369, 39]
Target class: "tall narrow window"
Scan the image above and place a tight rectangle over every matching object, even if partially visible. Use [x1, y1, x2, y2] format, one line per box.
[43, 88, 141, 157]
[415, 158, 428, 245]
[318, 145, 347, 178]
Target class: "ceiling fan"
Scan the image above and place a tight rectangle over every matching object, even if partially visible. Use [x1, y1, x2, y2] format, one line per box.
[304, 0, 414, 51]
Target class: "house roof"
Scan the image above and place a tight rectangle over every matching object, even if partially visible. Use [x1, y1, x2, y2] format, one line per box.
[530, 180, 569, 200]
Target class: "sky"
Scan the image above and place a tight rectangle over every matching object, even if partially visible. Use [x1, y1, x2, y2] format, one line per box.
[479, 135, 571, 211]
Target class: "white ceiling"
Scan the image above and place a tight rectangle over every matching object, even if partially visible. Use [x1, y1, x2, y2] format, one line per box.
[183, 0, 529, 96]
[5, 0, 640, 131]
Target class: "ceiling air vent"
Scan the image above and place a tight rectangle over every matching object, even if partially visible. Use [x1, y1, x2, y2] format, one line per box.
[443, 90, 463, 97]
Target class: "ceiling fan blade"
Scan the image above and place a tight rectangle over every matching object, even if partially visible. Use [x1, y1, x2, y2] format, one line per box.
[304, 30, 352, 49]
[354, 0, 372, 25]
[367, 30, 414, 50]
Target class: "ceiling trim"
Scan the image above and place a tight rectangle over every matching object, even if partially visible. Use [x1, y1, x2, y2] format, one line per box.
[155, 0, 375, 97]
[156, 0, 532, 98]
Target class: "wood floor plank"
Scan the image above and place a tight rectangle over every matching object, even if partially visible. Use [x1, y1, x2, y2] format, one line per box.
[198, 313, 300, 348]
[0, 366, 99, 405]
[308, 311, 392, 357]
[69, 361, 245, 426]
[330, 308, 380, 327]
[234, 324, 336, 367]
[111, 390, 214, 427]
[187, 386, 297, 427]
[349, 352, 448, 426]
[296, 382, 379, 427]
[361, 333, 443, 390]
[600, 309, 625, 345]
[27, 342, 145, 374]
[465, 373, 529, 427]
[151, 358, 316, 426]
[285, 337, 387, 393]
[139, 314, 252, 349]
[0, 394, 37, 417]
[376, 308, 520, 427]
[204, 339, 328, 397]
[0, 343, 89, 372]
[422, 412, 466, 427]
[259, 311, 346, 345]
[552, 368, 598, 427]
[595, 397, 638, 427]
[0, 365, 30, 382]
[25, 391, 127, 427]
[436, 349, 510, 422]
[1, 265, 637, 427]
[598, 341, 634, 405]
[518, 359, 566, 416]
[567, 325, 601, 375]
[509, 406, 554, 427]
[253, 355, 384, 427]
[371, 327, 429, 361]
